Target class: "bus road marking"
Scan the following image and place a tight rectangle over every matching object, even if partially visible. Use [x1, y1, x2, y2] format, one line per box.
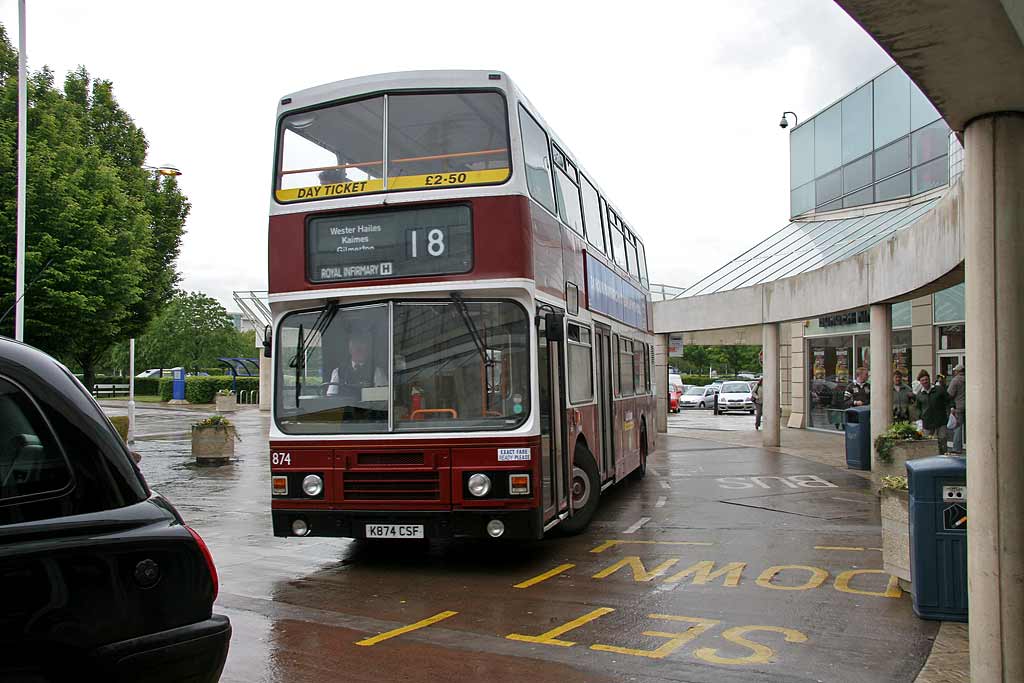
[513, 563, 576, 589]
[591, 613, 719, 659]
[506, 607, 615, 647]
[656, 496, 667, 508]
[659, 480, 672, 490]
[647, 467, 661, 477]
[624, 517, 652, 534]
[590, 539, 714, 553]
[355, 610, 458, 646]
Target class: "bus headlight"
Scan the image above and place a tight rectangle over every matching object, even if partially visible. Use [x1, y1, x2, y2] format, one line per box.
[468, 473, 492, 497]
[302, 474, 324, 497]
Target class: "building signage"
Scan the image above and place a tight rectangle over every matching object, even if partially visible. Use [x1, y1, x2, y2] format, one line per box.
[585, 253, 648, 329]
[668, 333, 684, 358]
[307, 205, 472, 283]
[818, 309, 869, 327]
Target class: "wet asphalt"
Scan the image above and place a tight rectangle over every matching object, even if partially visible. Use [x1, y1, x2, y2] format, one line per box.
[104, 402, 939, 682]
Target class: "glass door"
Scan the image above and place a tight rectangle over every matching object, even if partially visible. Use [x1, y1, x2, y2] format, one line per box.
[537, 308, 569, 520]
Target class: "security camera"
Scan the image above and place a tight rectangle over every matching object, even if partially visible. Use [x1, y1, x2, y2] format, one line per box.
[779, 116, 789, 129]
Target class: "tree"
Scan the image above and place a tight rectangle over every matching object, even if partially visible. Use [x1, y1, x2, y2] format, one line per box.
[128, 291, 252, 373]
[0, 26, 188, 388]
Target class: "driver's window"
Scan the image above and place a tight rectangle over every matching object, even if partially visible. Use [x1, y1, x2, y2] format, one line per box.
[0, 376, 71, 502]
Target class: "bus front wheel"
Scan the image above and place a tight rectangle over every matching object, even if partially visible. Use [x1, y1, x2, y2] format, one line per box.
[558, 447, 600, 535]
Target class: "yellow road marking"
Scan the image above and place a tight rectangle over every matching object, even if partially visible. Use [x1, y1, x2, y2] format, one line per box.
[591, 614, 719, 659]
[664, 561, 746, 587]
[694, 625, 807, 665]
[755, 565, 829, 591]
[355, 610, 458, 646]
[590, 539, 713, 553]
[592, 556, 679, 582]
[513, 563, 575, 589]
[833, 569, 903, 598]
[506, 607, 615, 647]
[815, 545, 865, 551]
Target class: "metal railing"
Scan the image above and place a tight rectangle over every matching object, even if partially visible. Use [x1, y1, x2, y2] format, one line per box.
[648, 283, 688, 302]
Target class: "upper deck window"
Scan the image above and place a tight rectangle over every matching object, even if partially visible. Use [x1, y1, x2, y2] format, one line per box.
[278, 97, 385, 202]
[276, 91, 511, 203]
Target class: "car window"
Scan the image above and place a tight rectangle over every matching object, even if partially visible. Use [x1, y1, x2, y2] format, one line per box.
[0, 376, 71, 502]
[684, 387, 703, 395]
[721, 382, 750, 393]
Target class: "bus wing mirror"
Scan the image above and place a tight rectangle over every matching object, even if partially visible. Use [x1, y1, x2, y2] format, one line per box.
[544, 312, 565, 342]
[262, 325, 273, 358]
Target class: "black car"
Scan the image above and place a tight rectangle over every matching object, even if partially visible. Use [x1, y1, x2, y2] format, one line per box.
[0, 337, 230, 682]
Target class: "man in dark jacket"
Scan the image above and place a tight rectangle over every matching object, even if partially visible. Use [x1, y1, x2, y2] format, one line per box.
[916, 369, 949, 454]
[844, 367, 871, 407]
[892, 370, 915, 421]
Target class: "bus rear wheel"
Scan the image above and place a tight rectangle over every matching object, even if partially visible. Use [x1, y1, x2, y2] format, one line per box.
[631, 428, 648, 481]
[558, 447, 600, 535]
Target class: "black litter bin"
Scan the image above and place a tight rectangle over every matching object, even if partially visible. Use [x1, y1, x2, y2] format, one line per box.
[844, 406, 871, 470]
[907, 456, 968, 621]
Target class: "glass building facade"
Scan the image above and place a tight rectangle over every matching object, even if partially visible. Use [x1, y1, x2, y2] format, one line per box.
[790, 66, 953, 217]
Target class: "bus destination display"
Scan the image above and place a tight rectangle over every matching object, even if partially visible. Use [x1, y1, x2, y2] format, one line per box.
[307, 205, 472, 282]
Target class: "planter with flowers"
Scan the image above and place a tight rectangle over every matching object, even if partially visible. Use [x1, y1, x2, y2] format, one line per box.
[191, 415, 239, 465]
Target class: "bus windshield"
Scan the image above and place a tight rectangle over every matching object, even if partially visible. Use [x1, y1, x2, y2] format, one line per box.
[275, 299, 530, 434]
[277, 91, 511, 202]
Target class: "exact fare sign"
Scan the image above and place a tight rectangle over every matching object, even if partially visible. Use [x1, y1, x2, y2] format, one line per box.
[306, 205, 473, 283]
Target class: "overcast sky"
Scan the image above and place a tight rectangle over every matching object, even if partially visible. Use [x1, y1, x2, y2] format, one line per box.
[1, 0, 892, 310]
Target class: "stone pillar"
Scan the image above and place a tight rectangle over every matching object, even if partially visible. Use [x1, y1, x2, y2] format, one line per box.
[762, 322, 780, 447]
[964, 112, 1024, 683]
[869, 303, 893, 470]
[259, 350, 272, 412]
[654, 333, 669, 434]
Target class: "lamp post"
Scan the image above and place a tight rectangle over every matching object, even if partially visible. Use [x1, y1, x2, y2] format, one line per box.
[15, 0, 27, 341]
[127, 163, 182, 444]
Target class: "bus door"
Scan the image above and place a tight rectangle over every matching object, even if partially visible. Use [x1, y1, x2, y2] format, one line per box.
[594, 324, 614, 482]
[537, 308, 570, 520]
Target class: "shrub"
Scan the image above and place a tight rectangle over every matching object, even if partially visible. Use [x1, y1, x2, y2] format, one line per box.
[874, 421, 924, 463]
[158, 375, 257, 403]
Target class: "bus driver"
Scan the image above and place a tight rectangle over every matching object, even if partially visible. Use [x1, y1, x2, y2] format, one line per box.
[326, 330, 387, 398]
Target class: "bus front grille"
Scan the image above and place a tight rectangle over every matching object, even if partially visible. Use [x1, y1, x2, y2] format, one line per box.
[342, 471, 441, 501]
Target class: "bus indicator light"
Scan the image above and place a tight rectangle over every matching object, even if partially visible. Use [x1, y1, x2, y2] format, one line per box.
[272, 476, 288, 496]
[509, 474, 531, 496]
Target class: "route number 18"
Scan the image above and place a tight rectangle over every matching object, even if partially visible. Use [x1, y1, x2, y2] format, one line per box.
[409, 228, 446, 258]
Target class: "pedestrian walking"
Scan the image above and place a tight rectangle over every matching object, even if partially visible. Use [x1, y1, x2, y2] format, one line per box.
[946, 364, 966, 454]
[751, 379, 763, 430]
[892, 370, 915, 421]
[916, 369, 950, 454]
[844, 367, 871, 406]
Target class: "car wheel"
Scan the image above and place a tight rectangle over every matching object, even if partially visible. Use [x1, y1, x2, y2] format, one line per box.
[558, 446, 601, 535]
[699, 401, 705, 409]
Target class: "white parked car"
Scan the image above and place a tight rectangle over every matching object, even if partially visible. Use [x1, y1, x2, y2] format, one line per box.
[718, 381, 754, 414]
[679, 385, 717, 409]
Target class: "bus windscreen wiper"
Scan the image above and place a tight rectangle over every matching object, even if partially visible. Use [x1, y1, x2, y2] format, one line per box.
[450, 293, 489, 365]
[289, 302, 338, 406]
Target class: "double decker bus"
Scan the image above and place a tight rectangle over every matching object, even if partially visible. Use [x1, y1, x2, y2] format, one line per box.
[268, 70, 655, 540]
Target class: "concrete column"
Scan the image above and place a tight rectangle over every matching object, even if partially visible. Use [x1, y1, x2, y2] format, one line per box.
[259, 350, 272, 412]
[964, 112, 1024, 683]
[788, 321, 806, 428]
[762, 322, 780, 447]
[654, 333, 669, 434]
[869, 303, 892, 470]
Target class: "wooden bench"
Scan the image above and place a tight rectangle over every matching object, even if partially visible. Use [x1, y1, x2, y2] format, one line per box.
[93, 383, 130, 398]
